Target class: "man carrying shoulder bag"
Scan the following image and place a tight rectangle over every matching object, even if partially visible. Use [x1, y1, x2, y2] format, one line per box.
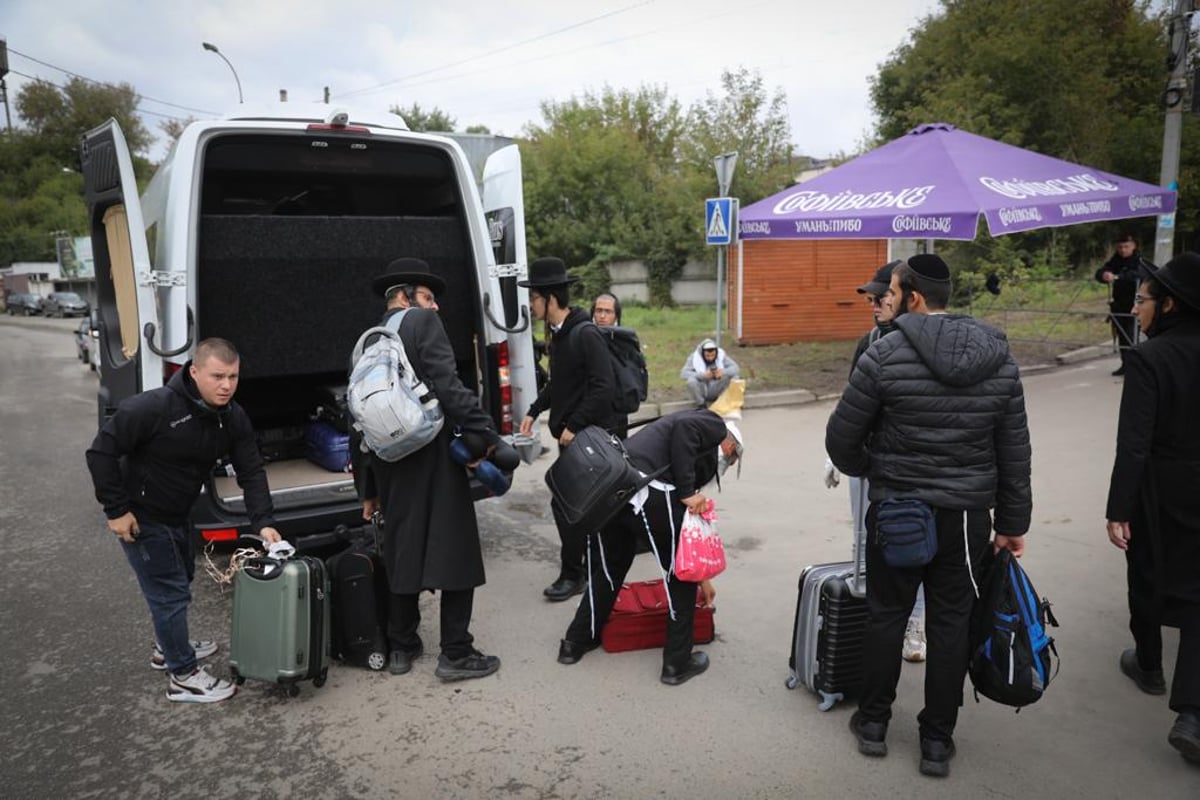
[825, 255, 1032, 778]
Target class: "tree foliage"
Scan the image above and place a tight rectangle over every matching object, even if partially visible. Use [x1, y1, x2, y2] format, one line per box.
[520, 72, 793, 306]
[15, 77, 152, 169]
[869, 0, 1195, 270]
[389, 102, 457, 132]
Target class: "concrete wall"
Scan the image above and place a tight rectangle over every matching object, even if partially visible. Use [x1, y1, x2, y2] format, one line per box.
[608, 259, 718, 305]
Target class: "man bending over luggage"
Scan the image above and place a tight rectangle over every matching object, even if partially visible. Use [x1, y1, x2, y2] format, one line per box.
[825, 255, 1031, 778]
[556, 408, 743, 685]
[357, 259, 505, 682]
[86, 338, 281, 703]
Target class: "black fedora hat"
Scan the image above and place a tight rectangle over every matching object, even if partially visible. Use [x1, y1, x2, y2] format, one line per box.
[1147, 252, 1200, 311]
[857, 260, 901, 295]
[371, 257, 447, 298]
[517, 257, 579, 289]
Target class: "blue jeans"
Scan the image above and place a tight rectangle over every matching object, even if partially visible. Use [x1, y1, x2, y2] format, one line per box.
[120, 522, 196, 675]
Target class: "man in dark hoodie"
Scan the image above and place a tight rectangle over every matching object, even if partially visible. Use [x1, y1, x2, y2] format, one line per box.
[1095, 232, 1147, 376]
[518, 257, 619, 601]
[86, 338, 280, 704]
[825, 255, 1032, 778]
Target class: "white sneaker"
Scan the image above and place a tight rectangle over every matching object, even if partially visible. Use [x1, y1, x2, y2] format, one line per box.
[152, 640, 219, 670]
[166, 665, 237, 703]
[902, 617, 927, 663]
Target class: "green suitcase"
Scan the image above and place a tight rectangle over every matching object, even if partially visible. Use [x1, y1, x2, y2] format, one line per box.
[229, 554, 330, 696]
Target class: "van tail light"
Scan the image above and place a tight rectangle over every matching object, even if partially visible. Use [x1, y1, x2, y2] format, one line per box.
[200, 528, 238, 543]
[163, 361, 183, 383]
[493, 341, 513, 436]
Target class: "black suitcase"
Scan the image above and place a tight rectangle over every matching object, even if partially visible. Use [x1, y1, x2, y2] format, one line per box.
[314, 384, 352, 433]
[786, 517, 869, 711]
[326, 542, 390, 671]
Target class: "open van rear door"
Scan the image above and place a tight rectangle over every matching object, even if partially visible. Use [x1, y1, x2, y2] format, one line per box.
[81, 120, 163, 422]
[482, 144, 538, 458]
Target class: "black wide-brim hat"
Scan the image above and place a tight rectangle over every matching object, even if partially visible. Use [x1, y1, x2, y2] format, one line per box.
[857, 259, 901, 295]
[517, 256, 579, 289]
[1145, 252, 1200, 311]
[371, 257, 447, 298]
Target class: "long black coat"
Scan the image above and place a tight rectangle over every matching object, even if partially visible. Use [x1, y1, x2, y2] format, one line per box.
[1106, 313, 1200, 604]
[527, 307, 618, 438]
[359, 307, 498, 594]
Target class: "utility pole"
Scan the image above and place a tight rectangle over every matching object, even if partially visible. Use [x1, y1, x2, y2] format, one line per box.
[1154, 0, 1193, 267]
[0, 39, 12, 133]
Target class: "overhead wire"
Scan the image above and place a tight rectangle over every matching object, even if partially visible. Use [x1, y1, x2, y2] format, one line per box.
[7, 68, 187, 121]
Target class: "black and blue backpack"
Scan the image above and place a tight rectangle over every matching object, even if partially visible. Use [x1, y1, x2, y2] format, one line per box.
[968, 548, 1060, 709]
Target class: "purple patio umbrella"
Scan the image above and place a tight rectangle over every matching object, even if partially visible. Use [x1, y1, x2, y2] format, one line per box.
[738, 123, 1175, 241]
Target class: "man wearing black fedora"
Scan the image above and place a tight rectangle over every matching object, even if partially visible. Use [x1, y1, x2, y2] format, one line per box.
[518, 256, 620, 601]
[355, 257, 505, 682]
[1106, 252, 1200, 766]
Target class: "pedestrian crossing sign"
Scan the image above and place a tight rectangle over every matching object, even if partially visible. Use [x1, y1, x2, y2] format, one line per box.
[705, 197, 736, 245]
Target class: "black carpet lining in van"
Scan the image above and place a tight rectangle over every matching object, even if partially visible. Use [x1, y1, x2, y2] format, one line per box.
[197, 215, 477, 380]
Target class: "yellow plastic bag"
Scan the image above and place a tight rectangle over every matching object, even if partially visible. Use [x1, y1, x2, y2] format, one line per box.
[708, 378, 746, 418]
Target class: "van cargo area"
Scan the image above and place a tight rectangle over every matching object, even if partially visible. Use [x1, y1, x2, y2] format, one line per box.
[194, 133, 493, 517]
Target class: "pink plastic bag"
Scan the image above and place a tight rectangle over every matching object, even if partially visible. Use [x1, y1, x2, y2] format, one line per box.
[674, 499, 726, 582]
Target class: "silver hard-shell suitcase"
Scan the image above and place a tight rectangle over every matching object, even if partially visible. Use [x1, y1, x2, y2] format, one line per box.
[786, 477, 869, 710]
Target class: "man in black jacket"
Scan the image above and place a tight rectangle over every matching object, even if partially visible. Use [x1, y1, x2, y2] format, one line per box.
[555, 409, 742, 684]
[86, 338, 281, 703]
[518, 257, 619, 601]
[826, 255, 1032, 778]
[1105, 254, 1200, 766]
[357, 259, 504, 682]
[1095, 232, 1146, 376]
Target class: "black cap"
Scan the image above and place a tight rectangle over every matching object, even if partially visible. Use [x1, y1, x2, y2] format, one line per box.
[371, 258, 447, 297]
[906, 253, 951, 282]
[857, 260, 901, 295]
[1148, 252, 1200, 312]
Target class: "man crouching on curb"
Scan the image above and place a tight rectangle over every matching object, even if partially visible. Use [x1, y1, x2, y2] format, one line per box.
[86, 338, 281, 703]
[556, 408, 743, 685]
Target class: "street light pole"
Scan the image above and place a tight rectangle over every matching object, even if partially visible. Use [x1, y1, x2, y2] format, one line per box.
[1153, 0, 1191, 267]
[202, 42, 243, 104]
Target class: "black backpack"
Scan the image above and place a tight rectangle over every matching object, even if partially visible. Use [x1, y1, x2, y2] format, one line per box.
[593, 324, 648, 414]
[968, 548, 1060, 709]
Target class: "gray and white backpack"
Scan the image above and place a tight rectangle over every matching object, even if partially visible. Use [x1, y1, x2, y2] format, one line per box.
[347, 309, 444, 461]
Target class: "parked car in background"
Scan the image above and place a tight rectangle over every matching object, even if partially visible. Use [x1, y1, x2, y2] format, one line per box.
[4, 293, 43, 316]
[75, 314, 100, 372]
[41, 291, 90, 317]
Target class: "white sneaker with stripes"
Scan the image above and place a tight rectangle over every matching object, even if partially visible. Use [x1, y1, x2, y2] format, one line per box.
[151, 640, 218, 670]
[167, 665, 236, 703]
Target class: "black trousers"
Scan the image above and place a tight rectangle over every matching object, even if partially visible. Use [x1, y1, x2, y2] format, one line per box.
[858, 505, 992, 741]
[387, 588, 475, 660]
[1127, 515, 1200, 711]
[564, 488, 699, 669]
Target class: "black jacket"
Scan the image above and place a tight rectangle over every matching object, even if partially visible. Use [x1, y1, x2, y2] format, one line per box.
[825, 313, 1032, 535]
[625, 409, 727, 498]
[1106, 313, 1200, 527]
[1095, 250, 1145, 314]
[528, 307, 618, 438]
[85, 366, 276, 532]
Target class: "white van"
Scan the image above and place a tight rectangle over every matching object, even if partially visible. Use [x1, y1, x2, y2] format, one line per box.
[81, 105, 539, 548]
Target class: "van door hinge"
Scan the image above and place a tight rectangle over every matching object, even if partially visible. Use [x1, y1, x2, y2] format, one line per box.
[489, 262, 524, 279]
[137, 270, 187, 288]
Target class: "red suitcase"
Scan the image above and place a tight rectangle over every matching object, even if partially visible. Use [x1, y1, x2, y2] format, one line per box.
[600, 579, 715, 653]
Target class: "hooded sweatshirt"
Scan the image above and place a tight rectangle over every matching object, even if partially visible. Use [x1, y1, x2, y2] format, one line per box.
[825, 313, 1032, 535]
[86, 365, 276, 532]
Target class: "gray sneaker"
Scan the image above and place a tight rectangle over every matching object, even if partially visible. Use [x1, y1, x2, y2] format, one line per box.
[434, 649, 500, 682]
[166, 665, 236, 703]
[151, 640, 218, 670]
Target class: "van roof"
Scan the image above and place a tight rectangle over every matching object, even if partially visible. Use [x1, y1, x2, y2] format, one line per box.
[207, 102, 412, 132]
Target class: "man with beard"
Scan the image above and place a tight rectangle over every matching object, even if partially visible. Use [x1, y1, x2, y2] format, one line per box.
[826, 254, 1031, 778]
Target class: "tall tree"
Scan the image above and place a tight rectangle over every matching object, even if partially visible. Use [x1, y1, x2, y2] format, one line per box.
[15, 77, 152, 169]
[389, 102, 456, 132]
[681, 67, 795, 206]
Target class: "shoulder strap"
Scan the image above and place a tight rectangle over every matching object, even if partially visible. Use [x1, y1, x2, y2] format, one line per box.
[351, 309, 413, 363]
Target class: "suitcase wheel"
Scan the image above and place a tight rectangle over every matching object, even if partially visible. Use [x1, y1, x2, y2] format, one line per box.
[288, 684, 301, 697]
[785, 674, 798, 690]
[313, 670, 328, 688]
[366, 651, 387, 671]
[230, 667, 245, 686]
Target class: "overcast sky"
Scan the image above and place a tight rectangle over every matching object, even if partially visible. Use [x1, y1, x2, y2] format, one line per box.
[2, 0, 941, 162]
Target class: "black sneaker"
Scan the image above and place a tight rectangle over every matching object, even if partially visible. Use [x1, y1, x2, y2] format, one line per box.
[388, 644, 424, 676]
[435, 649, 501, 682]
[919, 737, 957, 777]
[1119, 648, 1166, 695]
[849, 711, 887, 757]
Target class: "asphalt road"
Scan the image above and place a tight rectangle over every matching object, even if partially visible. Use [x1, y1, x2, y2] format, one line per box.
[0, 316, 1196, 798]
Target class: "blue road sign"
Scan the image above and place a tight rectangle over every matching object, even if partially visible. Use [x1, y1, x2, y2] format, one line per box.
[705, 197, 734, 246]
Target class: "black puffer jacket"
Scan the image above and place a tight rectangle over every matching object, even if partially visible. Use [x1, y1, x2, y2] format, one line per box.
[825, 313, 1032, 535]
[86, 366, 276, 532]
